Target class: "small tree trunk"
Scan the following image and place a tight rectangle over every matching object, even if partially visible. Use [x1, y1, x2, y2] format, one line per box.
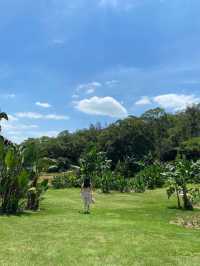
[175, 186, 181, 209]
[182, 186, 193, 210]
[27, 193, 39, 211]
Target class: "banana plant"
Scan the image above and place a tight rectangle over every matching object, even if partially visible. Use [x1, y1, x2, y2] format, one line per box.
[22, 142, 48, 211]
[0, 140, 29, 214]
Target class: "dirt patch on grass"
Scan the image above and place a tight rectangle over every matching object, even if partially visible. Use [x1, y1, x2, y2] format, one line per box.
[170, 214, 200, 229]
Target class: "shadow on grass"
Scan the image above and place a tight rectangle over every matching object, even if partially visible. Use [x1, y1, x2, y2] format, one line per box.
[0, 209, 38, 217]
[167, 205, 200, 212]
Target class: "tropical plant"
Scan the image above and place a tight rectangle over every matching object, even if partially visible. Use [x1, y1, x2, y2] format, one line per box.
[52, 175, 68, 189]
[80, 147, 113, 192]
[80, 146, 99, 180]
[191, 159, 200, 183]
[132, 175, 146, 193]
[100, 170, 114, 193]
[26, 163, 48, 211]
[164, 160, 200, 210]
[0, 140, 29, 214]
[136, 162, 165, 190]
[114, 174, 129, 193]
[22, 142, 48, 211]
[52, 171, 80, 189]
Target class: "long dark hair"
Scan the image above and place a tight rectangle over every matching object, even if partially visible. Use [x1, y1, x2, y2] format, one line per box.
[83, 178, 91, 188]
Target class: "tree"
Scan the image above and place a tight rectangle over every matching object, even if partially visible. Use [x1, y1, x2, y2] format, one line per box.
[164, 160, 200, 210]
[80, 146, 112, 192]
[180, 137, 200, 160]
[98, 116, 154, 168]
[141, 108, 173, 160]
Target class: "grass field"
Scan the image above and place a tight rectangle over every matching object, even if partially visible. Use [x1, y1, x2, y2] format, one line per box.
[0, 189, 200, 266]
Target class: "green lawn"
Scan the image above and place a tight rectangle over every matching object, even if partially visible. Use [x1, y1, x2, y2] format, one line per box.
[0, 189, 200, 266]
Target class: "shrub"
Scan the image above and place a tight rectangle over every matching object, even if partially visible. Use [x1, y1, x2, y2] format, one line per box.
[131, 175, 146, 193]
[80, 147, 113, 193]
[52, 172, 80, 189]
[136, 163, 165, 190]
[99, 170, 114, 193]
[52, 175, 67, 189]
[164, 160, 200, 210]
[0, 141, 29, 214]
[114, 174, 130, 193]
[27, 179, 48, 211]
[180, 137, 200, 160]
[22, 141, 49, 211]
[191, 160, 200, 183]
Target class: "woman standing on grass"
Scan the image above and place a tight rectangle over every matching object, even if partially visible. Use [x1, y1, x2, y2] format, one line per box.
[81, 178, 93, 214]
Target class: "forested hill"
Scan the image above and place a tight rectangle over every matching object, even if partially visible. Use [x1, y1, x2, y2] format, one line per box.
[21, 105, 200, 171]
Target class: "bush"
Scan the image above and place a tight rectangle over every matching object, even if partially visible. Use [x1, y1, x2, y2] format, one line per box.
[136, 163, 165, 190]
[114, 174, 130, 192]
[180, 137, 200, 160]
[0, 141, 30, 214]
[27, 179, 48, 211]
[191, 160, 200, 183]
[131, 175, 146, 193]
[164, 160, 198, 210]
[52, 172, 80, 189]
[99, 171, 114, 193]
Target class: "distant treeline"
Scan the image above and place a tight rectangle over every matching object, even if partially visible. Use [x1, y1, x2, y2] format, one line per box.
[21, 105, 200, 171]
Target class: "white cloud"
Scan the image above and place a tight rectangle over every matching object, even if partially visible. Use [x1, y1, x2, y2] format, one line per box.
[134, 93, 200, 111]
[36, 101, 52, 108]
[45, 114, 69, 120]
[0, 93, 16, 99]
[135, 96, 152, 106]
[77, 81, 102, 95]
[15, 112, 69, 120]
[105, 80, 119, 87]
[16, 112, 43, 119]
[1, 118, 40, 144]
[1, 115, 60, 143]
[86, 88, 95, 94]
[75, 96, 128, 118]
[2, 123, 38, 130]
[8, 114, 18, 121]
[72, 94, 79, 99]
[3, 130, 59, 144]
[153, 94, 200, 111]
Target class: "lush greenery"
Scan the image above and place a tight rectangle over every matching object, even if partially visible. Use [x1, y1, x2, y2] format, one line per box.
[0, 140, 29, 214]
[21, 105, 200, 172]
[0, 113, 48, 214]
[0, 188, 199, 266]
[2, 106, 200, 212]
[165, 160, 200, 210]
[52, 171, 80, 189]
[1, 106, 200, 264]
[19, 105, 200, 208]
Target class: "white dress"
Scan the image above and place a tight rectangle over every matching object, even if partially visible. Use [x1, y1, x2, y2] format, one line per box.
[81, 188, 92, 204]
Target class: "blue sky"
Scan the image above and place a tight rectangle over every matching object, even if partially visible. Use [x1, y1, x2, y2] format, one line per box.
[1, 0, 200, 143]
